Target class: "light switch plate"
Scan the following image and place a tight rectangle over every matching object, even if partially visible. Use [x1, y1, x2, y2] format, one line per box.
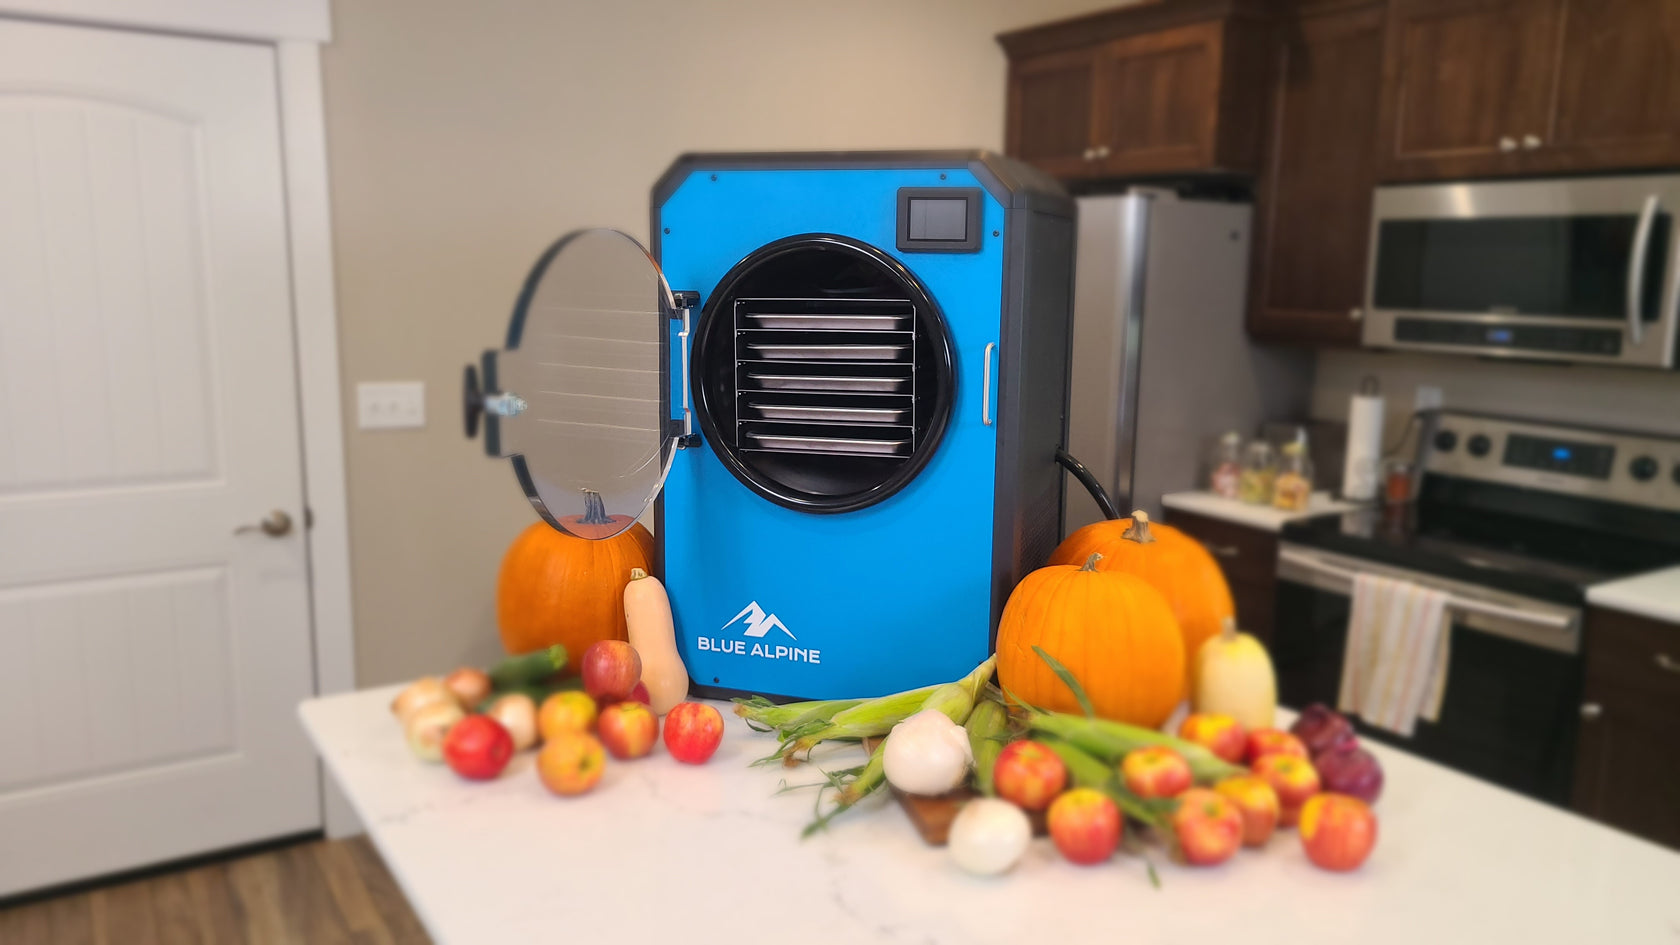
[358, 381, 426, 430]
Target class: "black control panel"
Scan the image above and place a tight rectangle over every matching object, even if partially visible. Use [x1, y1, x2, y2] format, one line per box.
[1395, 318, 1622, 357]
[1503, 434, 1616, 479]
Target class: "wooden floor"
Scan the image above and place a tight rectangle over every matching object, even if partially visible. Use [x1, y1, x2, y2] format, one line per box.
[0, 836, 431, 945]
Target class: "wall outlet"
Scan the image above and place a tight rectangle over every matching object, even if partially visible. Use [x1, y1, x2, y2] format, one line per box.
[1414, 385, 1444, 412]
[358, 381, 426, 430]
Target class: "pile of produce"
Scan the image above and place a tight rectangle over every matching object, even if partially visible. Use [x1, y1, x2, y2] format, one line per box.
[389, 568, 725, 795]
[736, 512, 1383, 879]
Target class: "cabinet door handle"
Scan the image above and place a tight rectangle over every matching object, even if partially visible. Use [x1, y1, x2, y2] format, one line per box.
[1349, 307, 1364, 321]
[1094, 144, 1111, 159]
[1498, 136, 1518, 153]
[1657, 653, 1680, 674]
[1580, 702, 1602, 720]
[1082, 147, 1097, 161]
[1206, 544, 1241, 559]
[1521, 134, 1543, 150]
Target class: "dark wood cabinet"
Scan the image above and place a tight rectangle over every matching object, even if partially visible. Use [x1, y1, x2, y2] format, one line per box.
[1573, 607, 1680, 852]
[1000, 0, 1273, 180]
[1005, 48, 1100, 179]
[1159, 508, 1279, 646]
[1248, 2, 1385, 346]
[1379, 0, 1680, 180]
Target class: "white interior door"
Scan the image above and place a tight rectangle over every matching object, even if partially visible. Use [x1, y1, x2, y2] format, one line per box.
[0, 18, 319, 895]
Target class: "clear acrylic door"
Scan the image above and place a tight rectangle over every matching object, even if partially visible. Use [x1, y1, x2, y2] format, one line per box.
[481, 228, 676, 540]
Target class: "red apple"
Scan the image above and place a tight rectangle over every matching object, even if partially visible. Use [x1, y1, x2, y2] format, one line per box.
[663, 702, 724, 764]
[1047, 788, 1121, 865]
[1244, 728, 1309, 765]
[1299, 793, 1378, 871]
[626, 681, 651, 707]
[1171, 787, 1244, 866]
[597, 701, 658, 760]
[993, 741, 1068, 811]
[537, 732, 605, 796]
[1177, 713, 1247, 763]
[1121, 745, 1193, 799]
[1214, 775, 1281, 847]
[1252, 753, 1321, 826]
[582, 640, 641, 703]
[442, 714, 514, 781]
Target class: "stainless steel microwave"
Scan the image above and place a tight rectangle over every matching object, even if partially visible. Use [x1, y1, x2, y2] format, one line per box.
[1362, 175, 1680, 368]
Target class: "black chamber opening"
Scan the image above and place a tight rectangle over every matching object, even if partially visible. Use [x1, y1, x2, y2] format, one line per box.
[690, 234, 955, 513]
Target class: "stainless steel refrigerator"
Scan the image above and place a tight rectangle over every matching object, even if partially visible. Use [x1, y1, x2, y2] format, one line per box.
[1063, 191, 1313, 533]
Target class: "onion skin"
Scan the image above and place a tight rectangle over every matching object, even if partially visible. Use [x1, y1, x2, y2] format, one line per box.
[405, 701, 465, 762]
[1290, 703, 1357, 756]
[1313, 741, 1384, 803]
[486, 693, 538, 751]
[392, 677, 457, 726]
[443, 667, 493, 710]
[883, 711, 973, 796]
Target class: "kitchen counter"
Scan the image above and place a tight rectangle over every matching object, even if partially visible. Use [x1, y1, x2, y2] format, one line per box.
[301, 686, 1680, 945]
[1587, 565, 1680, 624]
[1161, 490, 1363, 532]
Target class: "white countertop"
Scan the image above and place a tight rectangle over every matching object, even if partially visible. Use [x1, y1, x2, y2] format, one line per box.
[1161, 490, 1364, 532]
[1587, 565, 1680, 625]
[302, 686, 1680, 945]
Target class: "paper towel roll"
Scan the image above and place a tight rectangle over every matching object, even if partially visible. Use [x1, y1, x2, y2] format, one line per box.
[1343, 391, 1385, 502]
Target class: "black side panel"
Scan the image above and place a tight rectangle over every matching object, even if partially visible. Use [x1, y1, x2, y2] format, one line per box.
[989, 205, 1077, 641]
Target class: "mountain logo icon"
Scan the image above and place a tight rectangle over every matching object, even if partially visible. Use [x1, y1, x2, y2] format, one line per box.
[723, 600, 795, 641]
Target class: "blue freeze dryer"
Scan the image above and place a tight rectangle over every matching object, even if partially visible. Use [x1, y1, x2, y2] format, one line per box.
[466, 152, 1077, 701]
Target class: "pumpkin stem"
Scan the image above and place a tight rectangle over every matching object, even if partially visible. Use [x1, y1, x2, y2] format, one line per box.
[629, 568, 648, 581]
[1079, 552, 1104, 572]
[579, 490, 612, 525]
[1122, 509, 1156, 545]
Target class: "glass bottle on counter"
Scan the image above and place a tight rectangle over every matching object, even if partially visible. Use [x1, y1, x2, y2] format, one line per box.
[1238, 440, 1277, 505]
[1210, 431, 1242, 499]
[1273, 436, 1315, 512]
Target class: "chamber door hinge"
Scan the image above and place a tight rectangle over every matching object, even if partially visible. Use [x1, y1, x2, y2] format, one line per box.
[668, 418, 700, 449]
[669, 290, 700, 447]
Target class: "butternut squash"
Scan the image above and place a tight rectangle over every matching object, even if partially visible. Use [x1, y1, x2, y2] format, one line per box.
[624, 568, 687, 715]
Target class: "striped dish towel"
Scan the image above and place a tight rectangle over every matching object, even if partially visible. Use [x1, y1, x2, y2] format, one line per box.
[1337, 572, 1452, 737]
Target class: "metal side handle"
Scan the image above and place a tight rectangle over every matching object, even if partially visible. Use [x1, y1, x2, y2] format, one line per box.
[1627, 194, 1659, 348]
[1277, 547, 1575, 632]
[981, 341, 996, 426]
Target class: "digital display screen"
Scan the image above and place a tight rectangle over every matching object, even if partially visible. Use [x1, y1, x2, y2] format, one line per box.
[1487, 328, 1515, 344]
[1504, 434, 1614, 478]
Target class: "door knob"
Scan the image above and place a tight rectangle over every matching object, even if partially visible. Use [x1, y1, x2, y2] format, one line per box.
[1498, 136, 1518, 153]
[235, 510, 294, 538]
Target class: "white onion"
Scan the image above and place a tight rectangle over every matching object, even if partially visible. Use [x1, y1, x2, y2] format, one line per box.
[948, 798, 1032, 876]
[883, 710, 973, 796]
[443, 667, 493, 709]
[486, 692, 538, 751]
[391, 676, 456, 725]
[405, 701, 464, 762]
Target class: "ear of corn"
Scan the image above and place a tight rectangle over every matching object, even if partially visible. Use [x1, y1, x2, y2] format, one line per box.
[1039, 737, 1175, 828]
[733, 695, 868, 733]
[964, 699, 1009, 796]
[1028, 711, 1241, 785]
[784, 655, 997, 760]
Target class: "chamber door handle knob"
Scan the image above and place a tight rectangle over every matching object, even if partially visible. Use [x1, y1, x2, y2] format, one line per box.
[1498, 136, 1519, 153]
[1580, 702, 1602, 720]
[235, 510, 294, 538]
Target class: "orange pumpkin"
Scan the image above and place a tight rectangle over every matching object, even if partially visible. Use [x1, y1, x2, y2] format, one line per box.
[495, 513, 654, 657]
[1049, 510, 1234, 688]
[996, 552, 1186, 727]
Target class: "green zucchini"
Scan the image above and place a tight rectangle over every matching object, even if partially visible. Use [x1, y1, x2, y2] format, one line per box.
[488, 645, 568, 690]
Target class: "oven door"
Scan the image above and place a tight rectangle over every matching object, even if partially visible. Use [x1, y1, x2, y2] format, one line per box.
[1363, 175, 1680, 368]
[1274, 544, 1585, 806]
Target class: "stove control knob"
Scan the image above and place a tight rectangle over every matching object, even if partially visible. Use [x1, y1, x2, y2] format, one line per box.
[1433, 429, 1458, 452]
[1467, 434, 1492, 458]
[1672, 462, 1680, 487]
[1630, 456, 1659, 482]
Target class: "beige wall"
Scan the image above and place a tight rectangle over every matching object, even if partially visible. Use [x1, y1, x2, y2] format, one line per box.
[321, 0, 1121, 685]
[1314, 348, 1680, 441]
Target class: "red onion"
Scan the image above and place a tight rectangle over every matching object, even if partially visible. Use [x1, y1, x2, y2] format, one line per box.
[1313, 740, 1384, 803]
[1290, 703, 1357, 756]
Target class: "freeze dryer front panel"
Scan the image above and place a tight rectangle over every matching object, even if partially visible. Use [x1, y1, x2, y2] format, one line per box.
[658, 167, 1003, 699]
